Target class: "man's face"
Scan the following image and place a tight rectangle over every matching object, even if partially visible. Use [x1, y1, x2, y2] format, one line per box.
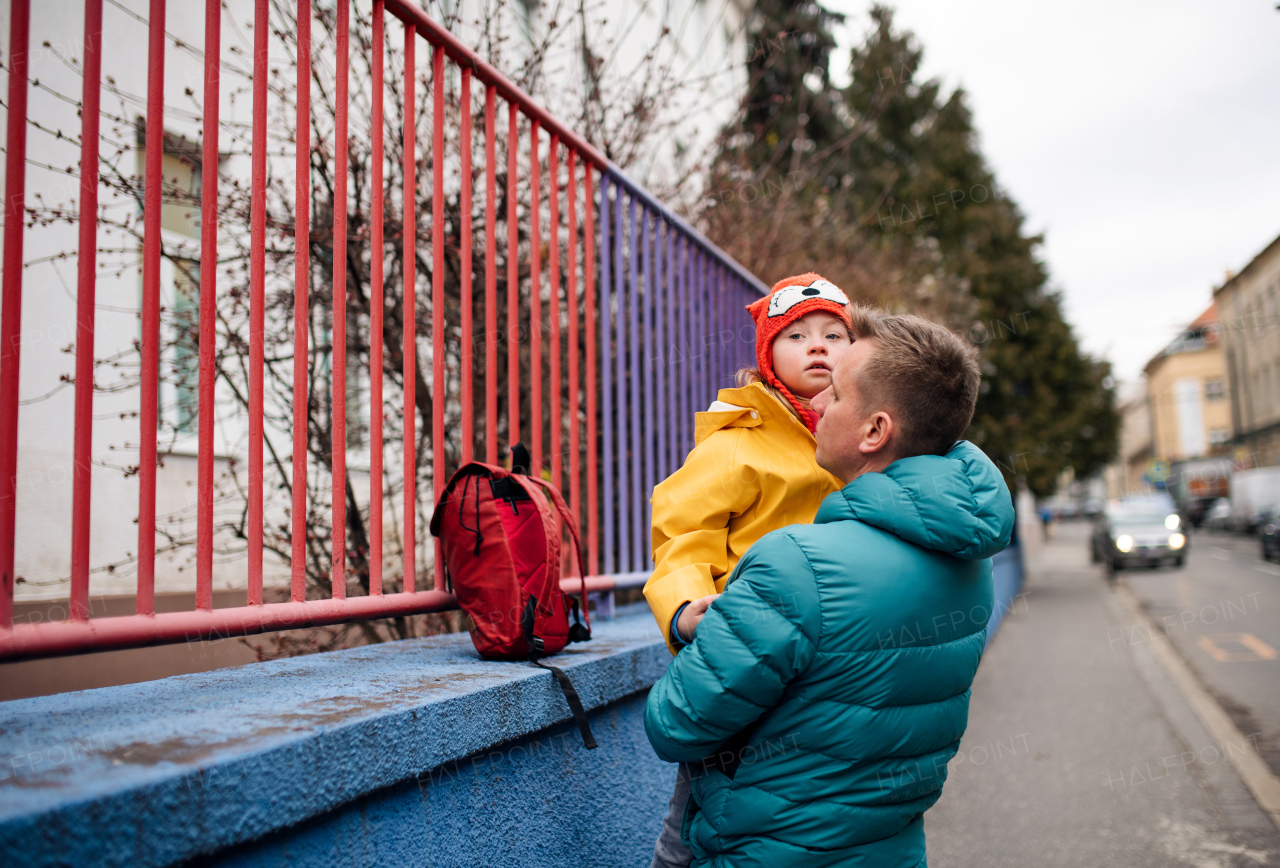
[811, 338, 881, 483]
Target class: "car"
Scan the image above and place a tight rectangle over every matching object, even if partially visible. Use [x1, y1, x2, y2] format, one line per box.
[1261, 510, 1280, 563]
[1203, 498, 1232, 531]
[1228, 501, 1279, 535]
[1091, 499, 1188, 578]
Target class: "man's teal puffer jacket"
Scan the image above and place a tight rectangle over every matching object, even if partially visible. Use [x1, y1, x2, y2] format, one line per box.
[644, 441, 1015, 868]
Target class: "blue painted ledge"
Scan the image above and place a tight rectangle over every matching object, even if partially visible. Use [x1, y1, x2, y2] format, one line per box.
[0, 604, 672, 868]
[986, 543, 1025, 645]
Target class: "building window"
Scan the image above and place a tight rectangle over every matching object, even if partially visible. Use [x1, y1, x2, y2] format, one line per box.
[171, 259, 200, 434]
[315, 309, 369, 452]
[1205, 379, 1225, 401]
[347, 344, 368, 451]
[514, 0, 538, 43]
[1209, 428, 1230, 446]
[137, 126, 203, 438]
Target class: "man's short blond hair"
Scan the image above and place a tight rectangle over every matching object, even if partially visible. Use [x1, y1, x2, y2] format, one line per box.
[845, 305, 981, 457]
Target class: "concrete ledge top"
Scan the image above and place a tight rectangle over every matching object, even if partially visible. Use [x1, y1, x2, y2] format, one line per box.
[0, 604, 669, 868]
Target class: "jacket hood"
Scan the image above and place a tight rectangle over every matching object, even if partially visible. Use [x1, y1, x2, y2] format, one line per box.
[693, 382, 808, 445]
[815, 440, 1014, 560]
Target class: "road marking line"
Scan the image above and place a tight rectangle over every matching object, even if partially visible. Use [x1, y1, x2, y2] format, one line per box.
[1198, 840, 1273, 862]
[1211, 547, 1231, 561]
[1196, 633, 1280, 662]
[1239, 633, 1280, 659]
[1114, 584, 1280, 833]
[1256, 563, 1280, 576]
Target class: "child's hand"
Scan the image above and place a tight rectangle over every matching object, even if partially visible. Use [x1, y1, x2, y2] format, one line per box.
[677, 594, 721, 641]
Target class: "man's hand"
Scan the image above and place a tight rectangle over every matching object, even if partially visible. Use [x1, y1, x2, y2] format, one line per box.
[677, 594, 721, 642]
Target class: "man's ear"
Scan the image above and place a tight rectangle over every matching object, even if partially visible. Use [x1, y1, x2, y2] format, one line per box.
[859, 411, 895, 456]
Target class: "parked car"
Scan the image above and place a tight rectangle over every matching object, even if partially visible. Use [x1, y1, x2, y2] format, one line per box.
[1091, 497, 1187, 578]
[1261, 509, 1280, 563]
[1203, 497, 1233, 531]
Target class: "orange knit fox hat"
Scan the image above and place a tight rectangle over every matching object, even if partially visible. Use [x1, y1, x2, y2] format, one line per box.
[745, 273, 852, 432]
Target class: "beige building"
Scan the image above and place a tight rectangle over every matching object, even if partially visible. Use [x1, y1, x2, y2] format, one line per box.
[1105, 391, 1154, 499]
[1216, 232, 1280, 468]
[1144, 303, 1233, 465]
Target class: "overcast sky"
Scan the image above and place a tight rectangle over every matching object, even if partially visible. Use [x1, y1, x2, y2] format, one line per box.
[828, 0, 1280, 386]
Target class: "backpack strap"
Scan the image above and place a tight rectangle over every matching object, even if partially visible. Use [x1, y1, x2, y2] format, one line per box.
[521, 595, 598, 749]
[527, 477, 591, 636]
[428, 462, 497, 539]
[509, 442, 532, 475]
[430, 464, 497, 589]
[503, 471, 590, 635]
[454, 473, 483, 558]
[506, 473, 563, 611]
[532, 658, 597, 749]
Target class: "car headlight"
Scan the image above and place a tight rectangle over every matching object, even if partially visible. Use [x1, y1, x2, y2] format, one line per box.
[1165, 514, 1180, 530]
[1115, 535, 1134, 553]
[1169, 533, 1186, 550]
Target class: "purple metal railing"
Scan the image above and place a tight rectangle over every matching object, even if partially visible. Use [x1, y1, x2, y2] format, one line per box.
[596, 173, 766, 577]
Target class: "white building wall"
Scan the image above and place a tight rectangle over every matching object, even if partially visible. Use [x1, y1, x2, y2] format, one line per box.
[2, 0, 266, 602]
[1174, 377, 1206, 458]
[1, 0, 751, 602]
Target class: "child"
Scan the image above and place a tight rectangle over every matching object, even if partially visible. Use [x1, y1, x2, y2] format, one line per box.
[644, 273, 853, 868]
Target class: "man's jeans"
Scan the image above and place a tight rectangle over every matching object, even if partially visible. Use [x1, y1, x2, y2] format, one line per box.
[650, 761, 696, 868]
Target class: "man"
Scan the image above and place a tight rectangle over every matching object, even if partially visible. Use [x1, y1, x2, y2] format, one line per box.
[644, 306, 1015, 867]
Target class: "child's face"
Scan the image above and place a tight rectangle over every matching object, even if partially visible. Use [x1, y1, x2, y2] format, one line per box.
[769, 311, 852, 399]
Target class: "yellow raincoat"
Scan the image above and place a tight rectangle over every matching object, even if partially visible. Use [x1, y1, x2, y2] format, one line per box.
[645, 380, 843, 654]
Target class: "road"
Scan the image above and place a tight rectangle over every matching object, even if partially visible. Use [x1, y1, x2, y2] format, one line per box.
[1125, 525, 1280, 780]
[926, 519, 1280, 867]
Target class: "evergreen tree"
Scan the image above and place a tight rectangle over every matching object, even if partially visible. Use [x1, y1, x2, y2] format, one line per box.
[739, 0, 846, 167]
[704, 3, 1119, 497]
[703, 0, 913, 307]
[841, 7, 1118, 494]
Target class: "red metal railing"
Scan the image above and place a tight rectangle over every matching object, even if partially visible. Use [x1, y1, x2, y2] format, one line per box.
[0, 0, 767, 661]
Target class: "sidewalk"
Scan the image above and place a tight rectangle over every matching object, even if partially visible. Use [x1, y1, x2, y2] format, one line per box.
[925, 522, 1280, 867]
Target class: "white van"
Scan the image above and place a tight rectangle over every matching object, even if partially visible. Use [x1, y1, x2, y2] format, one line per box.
[1228, 467, 1280, 533]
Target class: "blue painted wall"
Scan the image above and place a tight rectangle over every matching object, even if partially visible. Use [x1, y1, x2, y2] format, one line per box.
[986, 543, 1025, 644]
[1, 552, 1024, 867]
[0, 606, 673, 868]
[212, 695, 673, 868]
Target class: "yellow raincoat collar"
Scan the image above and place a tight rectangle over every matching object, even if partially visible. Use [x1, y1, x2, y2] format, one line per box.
[693, 381, 812, 446]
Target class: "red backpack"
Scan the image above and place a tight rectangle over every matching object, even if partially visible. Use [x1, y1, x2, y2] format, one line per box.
[430, 444, 595, 747]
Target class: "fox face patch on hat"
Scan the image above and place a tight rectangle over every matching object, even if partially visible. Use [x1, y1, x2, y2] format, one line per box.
[766, 278, 849, 317]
